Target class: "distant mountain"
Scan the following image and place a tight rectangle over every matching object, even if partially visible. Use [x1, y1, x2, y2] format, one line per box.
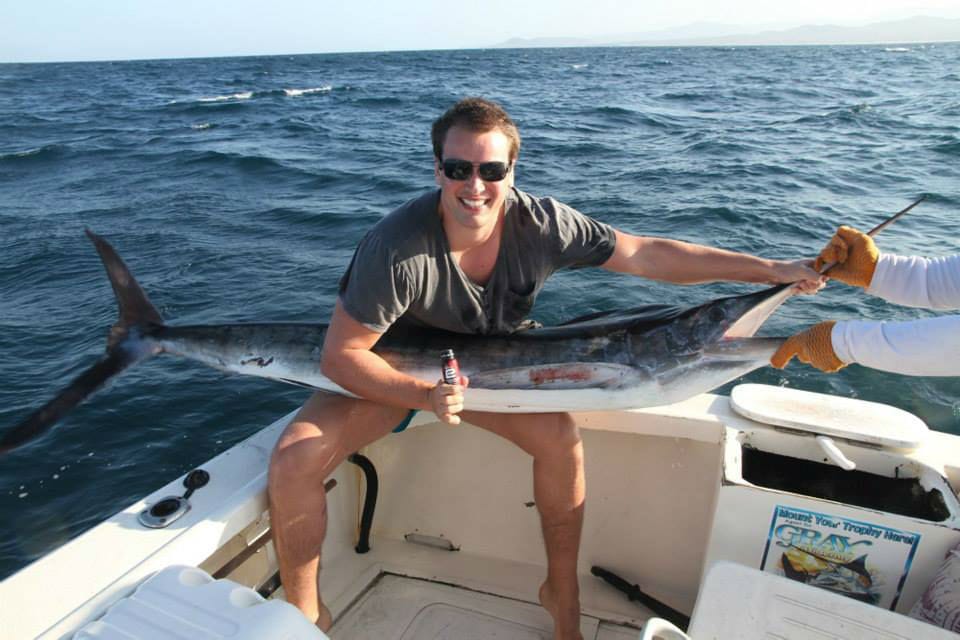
[497, 16, 960, 48]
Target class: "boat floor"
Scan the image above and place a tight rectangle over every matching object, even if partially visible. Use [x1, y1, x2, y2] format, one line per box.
[327, 573, 639, 639]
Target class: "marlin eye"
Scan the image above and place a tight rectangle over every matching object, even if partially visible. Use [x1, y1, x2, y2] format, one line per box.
[709, 307, 725, 323]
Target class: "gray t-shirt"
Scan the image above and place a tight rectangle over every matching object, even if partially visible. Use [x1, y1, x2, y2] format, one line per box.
[338, 188, 617, 335]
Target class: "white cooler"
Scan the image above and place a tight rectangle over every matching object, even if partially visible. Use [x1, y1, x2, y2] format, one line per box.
[73, 565, 328, 639]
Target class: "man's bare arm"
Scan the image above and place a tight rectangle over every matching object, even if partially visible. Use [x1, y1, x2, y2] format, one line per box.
[603, 230, 822, 291]
[320, 300, 466, 424]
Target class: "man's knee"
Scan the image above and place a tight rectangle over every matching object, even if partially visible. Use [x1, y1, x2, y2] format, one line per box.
[530, 413, 582, 458]
[269, 420, 345, 489]
[270, 394, 404, 486]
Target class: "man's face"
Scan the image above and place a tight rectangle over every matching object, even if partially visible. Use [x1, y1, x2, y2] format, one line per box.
[435, 126, 514, 231]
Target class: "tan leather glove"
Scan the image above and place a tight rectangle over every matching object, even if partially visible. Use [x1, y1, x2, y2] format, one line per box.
[814, 226, 879, 288]
[770, 321, 847, 372]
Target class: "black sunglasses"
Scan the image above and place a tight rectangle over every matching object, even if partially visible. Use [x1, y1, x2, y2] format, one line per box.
[441, 159, 512, 182]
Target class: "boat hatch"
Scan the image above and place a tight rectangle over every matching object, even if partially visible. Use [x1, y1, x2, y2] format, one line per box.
[731, 383, 928, 451]
[742, 448, 951, 521]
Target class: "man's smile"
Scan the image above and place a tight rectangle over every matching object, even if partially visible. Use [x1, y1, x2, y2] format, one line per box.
[458, 196, 490, 210]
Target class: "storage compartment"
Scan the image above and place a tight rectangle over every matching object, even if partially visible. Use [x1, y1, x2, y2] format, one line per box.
[742, 448, 952, 522]
[702, 387, 960, 614]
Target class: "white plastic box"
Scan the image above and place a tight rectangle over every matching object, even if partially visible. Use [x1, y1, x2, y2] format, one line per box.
[641, 561, 960, 639]
[73, 565, 328, 639]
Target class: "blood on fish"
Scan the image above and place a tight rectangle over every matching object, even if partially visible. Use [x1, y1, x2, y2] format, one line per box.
[529, 366, 592, 385]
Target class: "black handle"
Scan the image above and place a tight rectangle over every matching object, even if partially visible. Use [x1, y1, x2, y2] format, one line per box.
[182, 468, 210, 500]
[590, 565, 690, 630]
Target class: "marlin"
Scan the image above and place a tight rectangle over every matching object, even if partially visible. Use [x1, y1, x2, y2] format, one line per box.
[0, 198, 923, 453]
[780, 548, 876, 603]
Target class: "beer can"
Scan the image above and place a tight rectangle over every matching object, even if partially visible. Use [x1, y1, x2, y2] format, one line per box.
[440, 349, 461, 385]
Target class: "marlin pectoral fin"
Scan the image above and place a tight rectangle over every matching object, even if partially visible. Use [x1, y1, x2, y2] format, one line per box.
[469, 363, 639, 390]
[702, 337, 787, 360]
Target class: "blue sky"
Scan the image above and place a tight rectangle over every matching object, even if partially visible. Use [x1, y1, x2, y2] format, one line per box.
[2, 0, 959, 62]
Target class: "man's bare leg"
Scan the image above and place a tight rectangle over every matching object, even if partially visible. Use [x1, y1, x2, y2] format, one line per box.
[463, 411, 585, 640]
[268, 392, 409, 629]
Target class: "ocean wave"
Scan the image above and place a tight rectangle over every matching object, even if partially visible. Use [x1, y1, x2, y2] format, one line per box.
[168, 86, 334, 107]
[579, 105, 676, 130]
[353, 174, 420, 195]
[538, 139, 619, 158]
[348, 95, 405, 108]
[284, 86, 332, 97]
[257, 206, 375, 235]
[682, 139, 762, 155]
[685, 205, 747, 224]
[790, 104, 878, 126]
[656, 91, 712, 102]
[932, 139, 960, 156]
[590, 105, 636, 118]
[168, 150, 358, 186]
[934, 103, 960, 117]
[198, 91, 254, 102]
[884, 47, 911, 53]
[0, 144, 67, 163]
[179, 149, 294, 174]
[259, 206, 320, 223]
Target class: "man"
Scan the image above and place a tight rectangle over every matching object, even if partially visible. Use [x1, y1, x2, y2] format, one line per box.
[771, 225, 960, 375]
[269, 97, 821, 639]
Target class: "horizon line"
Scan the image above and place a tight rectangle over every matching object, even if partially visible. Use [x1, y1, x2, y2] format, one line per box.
[3, 36, 959, 66]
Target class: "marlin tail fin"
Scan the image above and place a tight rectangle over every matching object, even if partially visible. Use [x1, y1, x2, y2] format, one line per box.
[0, 231, 164, 453]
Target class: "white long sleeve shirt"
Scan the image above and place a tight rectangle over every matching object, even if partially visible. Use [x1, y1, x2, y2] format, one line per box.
[831, 254, 960, 375]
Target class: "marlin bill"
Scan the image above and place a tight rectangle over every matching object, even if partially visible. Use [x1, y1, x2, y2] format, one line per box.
[1, 230, 798, 453]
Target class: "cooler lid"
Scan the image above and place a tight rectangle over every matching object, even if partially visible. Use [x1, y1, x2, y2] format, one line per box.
[729, 383, 928, 450]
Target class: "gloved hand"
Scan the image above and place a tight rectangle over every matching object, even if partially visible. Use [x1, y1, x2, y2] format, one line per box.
[815, 226, 879, 288]
[770, 321, 847, 372]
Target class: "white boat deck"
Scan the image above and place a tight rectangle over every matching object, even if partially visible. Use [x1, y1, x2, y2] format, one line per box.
[329, 573, 639, 640]
[7, 392, 960, 639]
[271, 535, 660, 635]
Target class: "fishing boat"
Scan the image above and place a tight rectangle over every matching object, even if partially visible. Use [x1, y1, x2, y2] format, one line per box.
[3, 383, 959, 639]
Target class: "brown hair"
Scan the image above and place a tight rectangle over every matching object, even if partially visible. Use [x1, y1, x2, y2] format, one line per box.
[431, 97, 521, 162]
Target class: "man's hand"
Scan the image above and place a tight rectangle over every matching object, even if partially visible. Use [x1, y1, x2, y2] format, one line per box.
[770, 320, 847, 372]
[773, 259, 826, 294]
[429, 376, 469, 425]
[815, 226, 879, 288]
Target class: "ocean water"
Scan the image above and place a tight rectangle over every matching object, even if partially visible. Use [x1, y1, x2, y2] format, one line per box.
[1, 44, 958, 580]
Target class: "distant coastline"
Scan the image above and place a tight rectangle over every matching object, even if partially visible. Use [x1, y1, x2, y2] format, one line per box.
[497, 16, 960, 49]
[4, 14, 958, 64]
